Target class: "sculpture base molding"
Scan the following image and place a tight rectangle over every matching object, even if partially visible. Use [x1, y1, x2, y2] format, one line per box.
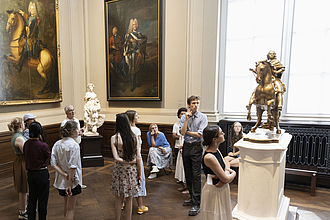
[232, 133, 292, 220]
[233, 196, 290, 220]
[81, 135, 104, 168]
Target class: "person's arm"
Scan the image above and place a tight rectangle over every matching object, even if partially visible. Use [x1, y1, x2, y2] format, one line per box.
[66, 168, 76, 196]
[15, 136, 25, 153]
[52, 165, 69, 180]
[136, 139, 142, 186]
[110, 136, 136, 164]
[180, 110, 191, 136]
[204, 154, 236, 185]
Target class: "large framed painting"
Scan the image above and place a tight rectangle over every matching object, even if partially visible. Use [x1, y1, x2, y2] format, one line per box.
[0, 0, 61, 106]
[105, 0, 162, 101]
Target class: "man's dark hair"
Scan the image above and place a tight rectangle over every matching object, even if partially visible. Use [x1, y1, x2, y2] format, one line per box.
[29, 121, 46, 142]
[187, 95, 201, 105]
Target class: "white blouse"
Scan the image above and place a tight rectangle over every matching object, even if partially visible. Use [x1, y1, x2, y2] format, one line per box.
[131, 126, 142, 145]
[51, 137, 82, 190]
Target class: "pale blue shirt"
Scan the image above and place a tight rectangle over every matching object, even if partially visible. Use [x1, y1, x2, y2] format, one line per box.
[179, 111, 208, 143]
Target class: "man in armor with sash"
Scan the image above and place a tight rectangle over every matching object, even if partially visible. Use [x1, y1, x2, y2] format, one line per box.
[123, 18, 147, 92]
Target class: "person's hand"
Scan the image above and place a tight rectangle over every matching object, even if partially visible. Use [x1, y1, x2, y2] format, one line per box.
[18, 10, 24, 16]
[179, 148, 183, 154]
[66, 186, 72, 197]
[228, 152, 234, 156]
[129, 158, 137, 164]
[215, 179, 225, 188]
[137, 176, 142, 187]
[185, 109, 192, 119]
[159, 147, 166, 154]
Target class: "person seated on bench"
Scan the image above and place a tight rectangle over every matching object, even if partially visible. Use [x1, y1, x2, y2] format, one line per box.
[147, 123, 172, 179]
[224, 122, 245, 168]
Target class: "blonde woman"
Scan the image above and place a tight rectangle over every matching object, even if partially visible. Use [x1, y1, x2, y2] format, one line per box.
[8, 117, 28, 220]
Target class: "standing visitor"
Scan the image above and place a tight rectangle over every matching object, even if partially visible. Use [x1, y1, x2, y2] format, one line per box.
[125, 110, 148, 214]
[8, 117, 28, 220]
[23, 122, 50, 220]
[201, 125, 236, 220]
[51, 121, 82, 220]
[111, 113, 142, 220]
[179, 95, 208, 216]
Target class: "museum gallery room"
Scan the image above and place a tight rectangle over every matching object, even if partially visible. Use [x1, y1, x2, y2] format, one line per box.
[0, 0, 330, 219]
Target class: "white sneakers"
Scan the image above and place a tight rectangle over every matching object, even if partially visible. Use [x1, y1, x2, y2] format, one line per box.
[151, 165, 159, 173]
[148, 173, 157, 179]
[148, 166, 159, 179]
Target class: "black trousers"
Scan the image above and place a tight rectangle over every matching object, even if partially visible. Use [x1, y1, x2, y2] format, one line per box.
[27, 169, 50, 220]
[183, 141, 203, 206]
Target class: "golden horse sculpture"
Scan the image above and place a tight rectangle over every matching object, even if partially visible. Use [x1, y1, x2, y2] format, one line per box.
[246, 51, 286, 134]
[4, 10, 56, 95]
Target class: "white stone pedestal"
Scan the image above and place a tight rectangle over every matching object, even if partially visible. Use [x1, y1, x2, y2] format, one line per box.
[232, 132, 292, 220]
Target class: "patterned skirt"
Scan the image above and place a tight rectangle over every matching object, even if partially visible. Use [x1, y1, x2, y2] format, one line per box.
[13, 155, 28, 193]
[147, 147, 172, 170]
[111, 161, 140, 198]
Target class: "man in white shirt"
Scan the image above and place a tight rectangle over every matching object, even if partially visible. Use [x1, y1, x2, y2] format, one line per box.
[61, 105, 86, 188]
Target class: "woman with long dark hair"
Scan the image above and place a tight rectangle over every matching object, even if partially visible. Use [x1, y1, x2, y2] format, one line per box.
[201, 125, 236, 220]
[125, 110, 148, 214]
[23, 122, 50, 220]
[51, 121, 82, 220]
[111, 113, 142, 220]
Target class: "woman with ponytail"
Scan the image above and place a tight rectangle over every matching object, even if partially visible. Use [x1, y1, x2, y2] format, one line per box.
[51, 121, 82, 220]
[201, 125, 236, 220]
[8, 117, 28, 219]
[111, 113, 142, 220]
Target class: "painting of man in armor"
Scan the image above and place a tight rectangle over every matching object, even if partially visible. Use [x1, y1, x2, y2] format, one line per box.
[105, 0, 162, 100]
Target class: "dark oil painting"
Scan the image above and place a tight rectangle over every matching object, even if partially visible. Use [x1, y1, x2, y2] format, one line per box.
[0, 0, 61, 105]
[105, 0, 162, 100]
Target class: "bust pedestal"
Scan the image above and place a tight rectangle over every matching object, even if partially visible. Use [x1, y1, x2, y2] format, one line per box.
[81, 135, 104, 168]
[232, 132, 292, 220]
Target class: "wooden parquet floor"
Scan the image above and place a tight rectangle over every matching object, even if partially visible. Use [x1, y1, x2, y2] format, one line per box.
[1, 157, 330, 219]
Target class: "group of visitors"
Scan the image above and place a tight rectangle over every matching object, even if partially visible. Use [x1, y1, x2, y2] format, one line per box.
[8, 105, 85, 220]
[8, 95, 245, 220]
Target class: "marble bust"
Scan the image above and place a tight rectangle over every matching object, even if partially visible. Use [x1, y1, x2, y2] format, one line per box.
[83, 83, 105, 136]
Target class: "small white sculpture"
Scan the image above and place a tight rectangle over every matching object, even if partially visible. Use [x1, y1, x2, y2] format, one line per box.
[83, 83, 105, 136]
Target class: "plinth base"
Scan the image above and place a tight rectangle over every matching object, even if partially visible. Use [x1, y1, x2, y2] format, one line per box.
[81, 135, 104, 168]
[233, 196, 290, 220]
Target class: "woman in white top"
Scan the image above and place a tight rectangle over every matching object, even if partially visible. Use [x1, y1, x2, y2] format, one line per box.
[51, 121, 82, 220]
[125, 110, 148, 215]
[173, 107, 189, 194]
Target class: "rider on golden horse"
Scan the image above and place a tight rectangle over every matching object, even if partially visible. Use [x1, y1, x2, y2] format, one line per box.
[17, 2, 42, 73]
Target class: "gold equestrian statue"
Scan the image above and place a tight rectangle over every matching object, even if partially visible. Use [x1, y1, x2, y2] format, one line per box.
[246, 51, 286, 134]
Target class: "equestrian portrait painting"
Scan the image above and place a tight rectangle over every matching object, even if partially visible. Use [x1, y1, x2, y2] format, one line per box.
[0, 0, 61, 105]
[105, 0, 162, 101]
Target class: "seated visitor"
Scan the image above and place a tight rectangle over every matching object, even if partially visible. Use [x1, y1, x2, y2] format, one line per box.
[224, 122, 245, 168]
[147, 123, 172, 179]
[201, 125, 236, 220]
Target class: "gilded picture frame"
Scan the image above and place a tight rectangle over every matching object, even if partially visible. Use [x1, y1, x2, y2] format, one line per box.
[105, 0, 162, 101]
[0, 0, 62, 106]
